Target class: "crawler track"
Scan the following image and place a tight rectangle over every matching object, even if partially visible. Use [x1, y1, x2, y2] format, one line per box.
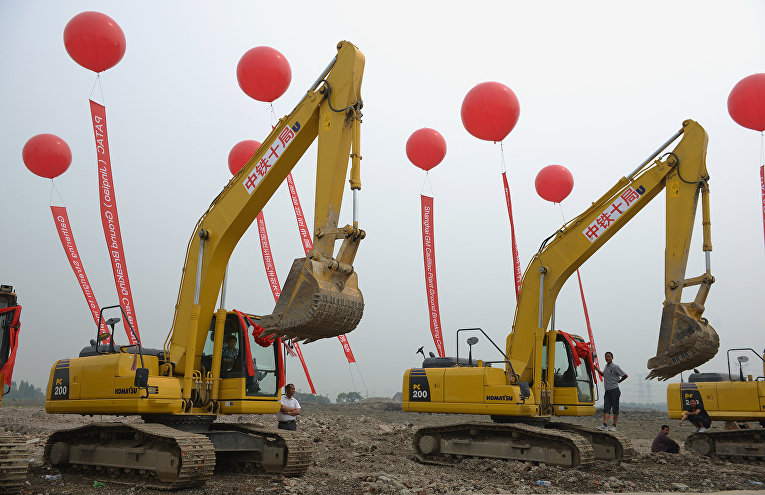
[0, 431, 29, 494]
[412, 422, 595, 468]
[546, 422, 636, 462]
[686, 429, 765, 463]
[43, 421, 313, 490]
[211, 424, 312, 476]
[44, 422, 216, 490]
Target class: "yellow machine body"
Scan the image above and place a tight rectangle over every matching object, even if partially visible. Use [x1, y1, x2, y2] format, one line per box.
[403, 331, 596, 418]
[667, 350, 765, 422]
[404, 120, 717, 420]
[402, 121, 719, 467]
[45, 41, 366, 420]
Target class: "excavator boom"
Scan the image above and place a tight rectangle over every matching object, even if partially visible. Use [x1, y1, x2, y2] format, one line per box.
[508, 119, 717, 390]
[167, 41, 366, 377]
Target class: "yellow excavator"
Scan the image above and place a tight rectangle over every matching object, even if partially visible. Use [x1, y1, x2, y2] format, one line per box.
[0, 284, 28, 494]
[666, 347, 765, 460]
[43, 41, 365, 488]
[402, 119, 719, 468]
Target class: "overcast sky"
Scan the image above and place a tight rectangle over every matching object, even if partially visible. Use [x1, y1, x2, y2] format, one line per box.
[2, 1, 764, 405]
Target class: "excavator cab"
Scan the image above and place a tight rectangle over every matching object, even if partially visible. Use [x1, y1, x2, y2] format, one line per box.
[542, 331, 596, 416]
[201, 312, 281, 402]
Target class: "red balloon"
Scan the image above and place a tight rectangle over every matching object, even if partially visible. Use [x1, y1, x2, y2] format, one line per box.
[461, 82, 520, 142]
[406, 128, 447, 171]
[22, 134, 72, 179]
[228, 140, 262, 175]
[535, 165, 574, 203]
[64, 12, 126, 73]
[237, 47, 292, 103]
[728, 73, 765, 132]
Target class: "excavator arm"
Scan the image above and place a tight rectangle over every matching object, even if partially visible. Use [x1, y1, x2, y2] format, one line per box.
[166, 41, 365, 380]
[507, 120, 718, 401]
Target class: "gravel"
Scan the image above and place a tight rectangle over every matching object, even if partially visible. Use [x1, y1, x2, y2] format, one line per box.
[4, 403, 765, 494]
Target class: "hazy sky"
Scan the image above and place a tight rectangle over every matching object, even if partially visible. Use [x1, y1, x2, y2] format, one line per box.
[2, 1, 764, 405]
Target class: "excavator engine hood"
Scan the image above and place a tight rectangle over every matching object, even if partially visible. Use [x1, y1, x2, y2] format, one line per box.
[647, 303, 719, 380]
[259, 257, 363, 342]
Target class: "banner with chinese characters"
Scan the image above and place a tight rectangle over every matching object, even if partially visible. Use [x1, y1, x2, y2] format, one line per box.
[89, 100, 139, 345]
[256, 212, 316, 393]
[421, 195, 445, 358]
[502, 172, 523, 299]
[583, 186, 643, 242]
[51, 206, 109, 341]
[243, 125, 297, 195]
[286, 173, 357, 364]
[576, 270, 601, 382]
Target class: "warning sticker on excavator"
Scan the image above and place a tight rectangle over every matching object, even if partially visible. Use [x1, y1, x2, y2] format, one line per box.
[242, 125, 297, 195]
[582, 185, 644, 243]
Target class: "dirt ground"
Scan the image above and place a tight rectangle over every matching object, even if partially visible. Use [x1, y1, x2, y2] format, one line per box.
[3, 402, 765, 495]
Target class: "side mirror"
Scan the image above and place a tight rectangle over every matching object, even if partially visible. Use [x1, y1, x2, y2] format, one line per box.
[134, 368, 149, 388]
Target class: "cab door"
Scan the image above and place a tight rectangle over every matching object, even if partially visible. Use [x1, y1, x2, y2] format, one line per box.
[547, 332, 595, 416]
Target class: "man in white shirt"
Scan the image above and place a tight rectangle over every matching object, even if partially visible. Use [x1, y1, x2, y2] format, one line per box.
[594, 351, 628, 431]
[277, 383, 301, 430]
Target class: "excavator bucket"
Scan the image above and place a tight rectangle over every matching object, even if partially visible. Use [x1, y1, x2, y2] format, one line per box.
[259, 257, 363, 343]
[647, 303, 719, 380]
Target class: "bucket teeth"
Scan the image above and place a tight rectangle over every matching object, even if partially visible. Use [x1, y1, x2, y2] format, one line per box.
[260, 257, 363, 342]
[647, 303, 719, 380]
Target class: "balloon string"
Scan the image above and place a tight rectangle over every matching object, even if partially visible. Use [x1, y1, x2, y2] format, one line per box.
[355, 362, 369, 397]
[88, 74, 106, 105]
[760, 132, 764, 167]
[269, 103, 278, 127]
[500, 141, 507, 173]
[558, 203, 567, 223]
[420, 171, 434, 197]
[49, 180, 66, 207]
[348, 360, 358, 394]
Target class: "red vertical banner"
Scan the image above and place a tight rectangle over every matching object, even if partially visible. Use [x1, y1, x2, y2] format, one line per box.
[0, 306, 21, 386]
[256, 212, 316, 393]
[421, 195, 445, 358]
[576, 269, 602, 382]
[337, 334, 356, 363]
[286, 174, 314, 254]
[51, 206, 109, 340]
[502, 172, 523, 299]
[89, 100, 139, 344]
[760, 165, 765, 249]
[286, 173, 357, 364]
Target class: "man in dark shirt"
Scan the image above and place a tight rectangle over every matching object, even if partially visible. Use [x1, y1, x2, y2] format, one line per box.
[651, 425, 680, 453]
[679, 398, 712, 432]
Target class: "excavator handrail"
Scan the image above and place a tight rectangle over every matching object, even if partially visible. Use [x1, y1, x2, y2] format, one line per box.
[455, 327, 519, 383]
[726, 347, 765, 381]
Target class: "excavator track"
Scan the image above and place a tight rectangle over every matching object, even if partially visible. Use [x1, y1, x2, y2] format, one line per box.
[412, 422, 595, 468]
[44, 422, 216, 490]
[686, 429, 765, 463]
[0, 431, 29, 494]
[210, 424, 312, 476]
[547, 422, 637, 462]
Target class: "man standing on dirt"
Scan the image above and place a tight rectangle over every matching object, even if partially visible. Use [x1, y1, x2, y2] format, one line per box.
[594, 351, 628, 431]
[651, 425, 680, 453]
[277, 383, 301, 431]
